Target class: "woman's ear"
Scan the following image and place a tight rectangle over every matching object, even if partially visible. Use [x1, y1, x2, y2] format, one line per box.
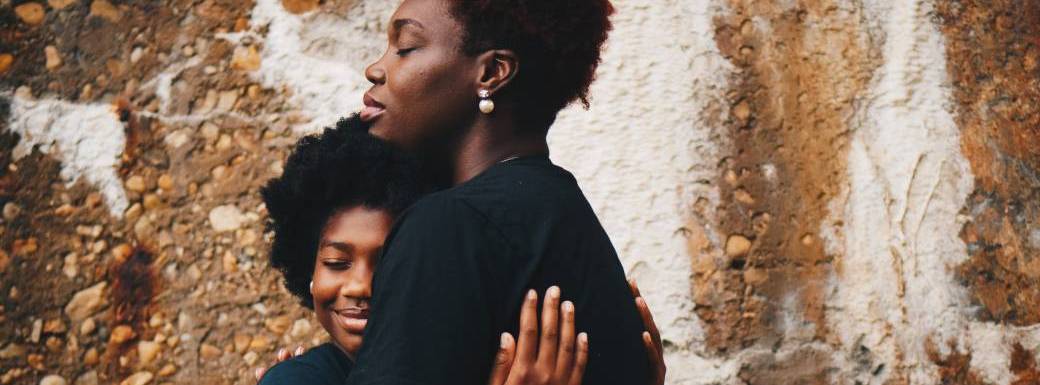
[476, 49, 519, 94]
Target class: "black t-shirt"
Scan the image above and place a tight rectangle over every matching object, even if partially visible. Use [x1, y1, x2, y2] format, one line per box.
[257, 342, 353, 385]
[346, 155, 650, 385]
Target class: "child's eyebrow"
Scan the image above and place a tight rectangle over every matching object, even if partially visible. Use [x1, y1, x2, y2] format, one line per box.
[320, 241, 356, 254]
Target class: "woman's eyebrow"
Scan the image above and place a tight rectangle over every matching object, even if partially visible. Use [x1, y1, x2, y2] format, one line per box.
[392, 18, 425, 31]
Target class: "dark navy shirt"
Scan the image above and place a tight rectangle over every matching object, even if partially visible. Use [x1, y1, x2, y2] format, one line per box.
[346, 155, 650, 385]
[258, 343, 352, 385]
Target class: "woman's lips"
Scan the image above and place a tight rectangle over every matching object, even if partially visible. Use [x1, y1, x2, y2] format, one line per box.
[332, 308, 368, 334]
[360, 106, 384, 122]
[360, 94, 385, 122]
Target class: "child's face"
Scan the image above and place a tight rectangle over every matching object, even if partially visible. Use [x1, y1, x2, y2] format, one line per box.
[311, 205, 394, 359]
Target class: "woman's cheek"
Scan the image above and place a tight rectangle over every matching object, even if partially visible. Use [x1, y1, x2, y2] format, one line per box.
[392, 58, 437, 100]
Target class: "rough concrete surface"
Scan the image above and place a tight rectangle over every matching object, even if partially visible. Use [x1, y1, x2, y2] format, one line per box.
[0, 0, 1037, 384]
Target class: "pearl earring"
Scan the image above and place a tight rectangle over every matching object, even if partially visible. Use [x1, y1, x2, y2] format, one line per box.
[478, 89, 495, 114]
[309, 281, 313, 292]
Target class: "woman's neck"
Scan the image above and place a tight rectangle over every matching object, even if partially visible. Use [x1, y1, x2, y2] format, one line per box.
[449, 116, 550, 185]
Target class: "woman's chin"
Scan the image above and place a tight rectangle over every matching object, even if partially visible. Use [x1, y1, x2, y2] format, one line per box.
[368, 121, 415, 151]
[368, 121, 393, 140]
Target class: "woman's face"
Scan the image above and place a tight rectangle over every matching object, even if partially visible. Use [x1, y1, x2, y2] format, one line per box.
[362, 0, 478, 153]
[311, 206, 394, 359]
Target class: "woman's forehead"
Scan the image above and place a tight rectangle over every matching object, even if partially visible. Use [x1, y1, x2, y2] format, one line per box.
[391, 0, 458, 34]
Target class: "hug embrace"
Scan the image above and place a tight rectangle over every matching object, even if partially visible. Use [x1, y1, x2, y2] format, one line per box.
[257, 0, 666, 384]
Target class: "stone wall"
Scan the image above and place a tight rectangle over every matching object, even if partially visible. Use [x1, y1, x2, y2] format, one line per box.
[0, 0, 1036, 384]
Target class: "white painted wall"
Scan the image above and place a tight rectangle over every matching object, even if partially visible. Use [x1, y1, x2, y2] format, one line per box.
[825, 1, 1039, 384]
[548, 0, 736, 382]
[5, 88, 128, 216]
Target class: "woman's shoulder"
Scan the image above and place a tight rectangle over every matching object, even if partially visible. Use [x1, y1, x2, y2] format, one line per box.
[397, 189, 482, 223]
[257, 343, 352, 385]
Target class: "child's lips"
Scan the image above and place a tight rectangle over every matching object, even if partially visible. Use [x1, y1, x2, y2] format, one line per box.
[333, 308, 368, 333]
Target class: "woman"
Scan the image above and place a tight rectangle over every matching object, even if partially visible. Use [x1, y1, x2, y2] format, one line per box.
[256, 116, 664, 385]
[350, 0, 655, 384]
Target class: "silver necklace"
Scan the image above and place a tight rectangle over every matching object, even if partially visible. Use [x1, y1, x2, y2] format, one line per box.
[498, 155, 521, 164]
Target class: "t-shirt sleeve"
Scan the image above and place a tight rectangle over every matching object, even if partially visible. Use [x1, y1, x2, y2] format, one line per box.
[257, 360, 332, 385]
[345, 195, 508, 385]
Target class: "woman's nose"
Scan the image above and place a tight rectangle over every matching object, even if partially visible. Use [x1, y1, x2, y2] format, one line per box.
[364, 55, 387, 85]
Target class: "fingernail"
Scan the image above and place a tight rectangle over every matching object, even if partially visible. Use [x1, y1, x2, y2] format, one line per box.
[579, 332, 588, 344]
[500, 332, 510, 348]
[643, 331, 652, 342]
[562, 301, 574, 312]
[295, 346, 305, 356]
[277, 348, 286, 357]
[548, 286, 560, 299]
[254, 368, 263, 380]
[527, 289, 537, 300]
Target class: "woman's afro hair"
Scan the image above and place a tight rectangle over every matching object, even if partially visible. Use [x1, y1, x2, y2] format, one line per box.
[449, 0, 615, 126]
[260, 114, 422, 308]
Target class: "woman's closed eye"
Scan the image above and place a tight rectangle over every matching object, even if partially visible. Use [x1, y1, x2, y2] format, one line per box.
[395, 47, 418, 56]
